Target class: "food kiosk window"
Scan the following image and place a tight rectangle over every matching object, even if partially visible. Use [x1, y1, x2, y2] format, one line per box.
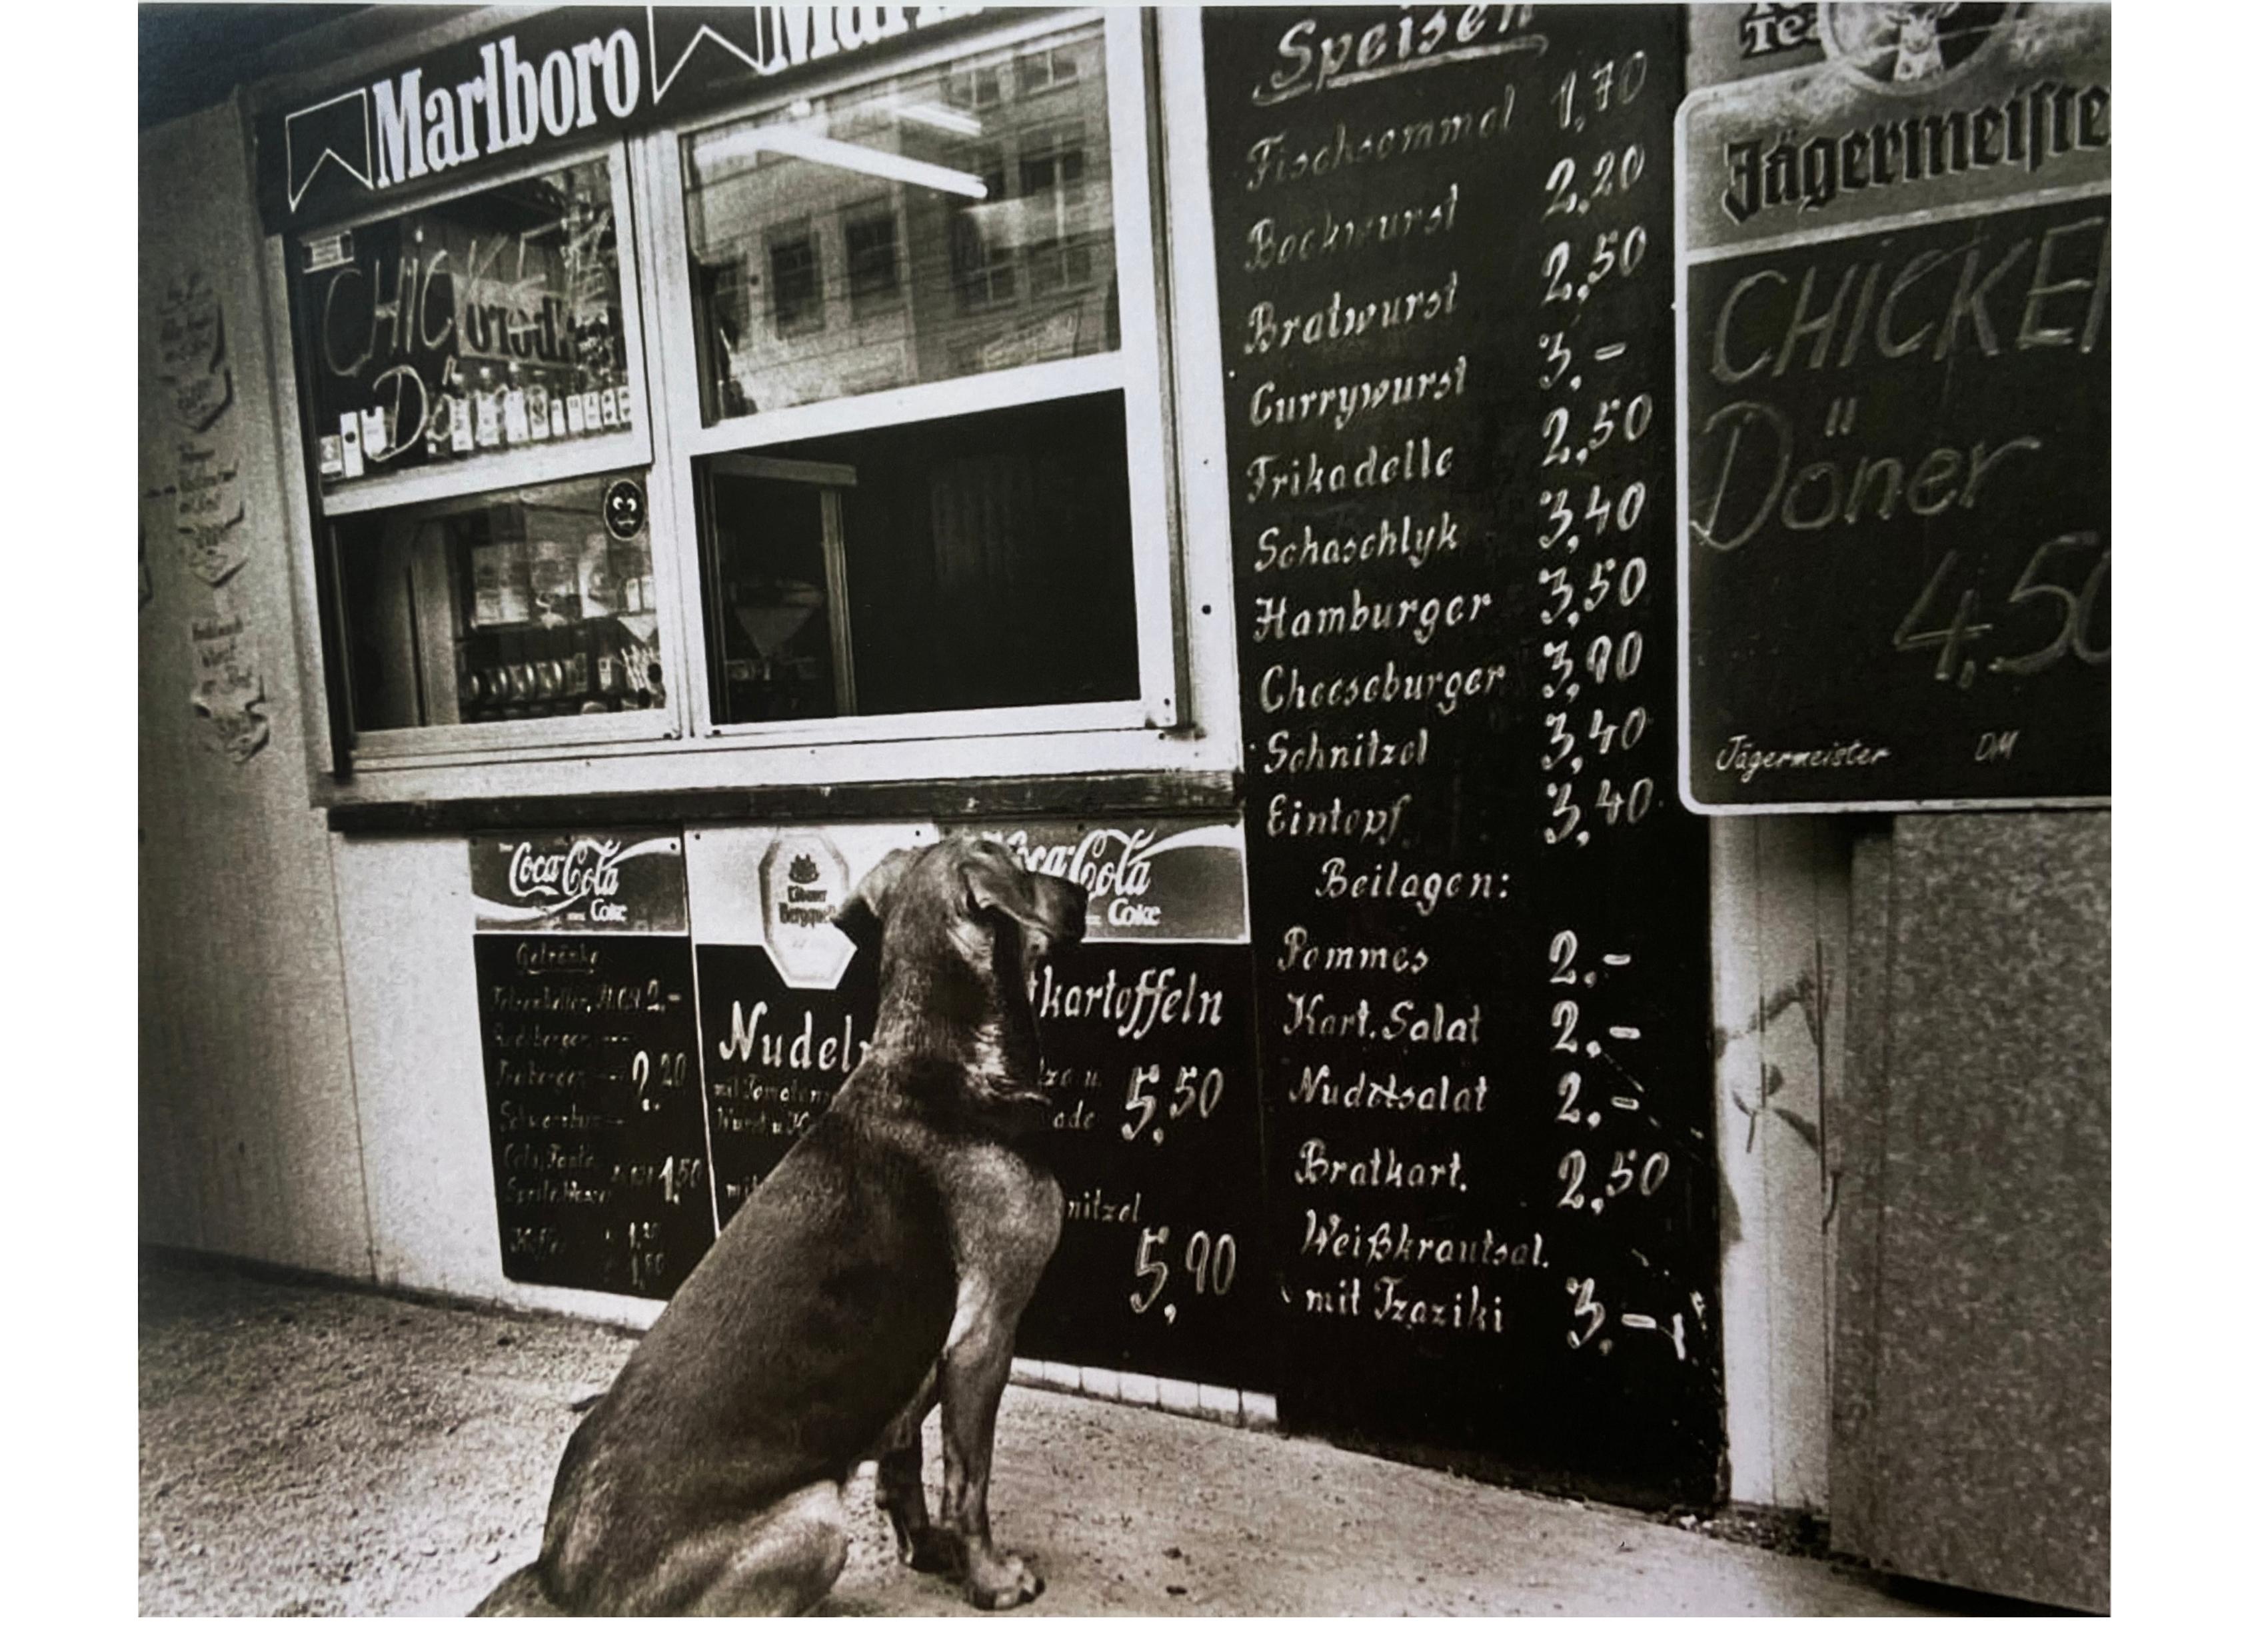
[662, 11, 1171, 741]
[287, 147, 671, 759]
[278, 7, 1181, 775]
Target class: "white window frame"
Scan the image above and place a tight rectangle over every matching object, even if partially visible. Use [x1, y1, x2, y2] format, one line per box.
[271, 136, 699, 765]
[642, 5, 1183, 751]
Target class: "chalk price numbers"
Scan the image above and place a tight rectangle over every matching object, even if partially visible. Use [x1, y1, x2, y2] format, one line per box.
[1536, 52, 1660, 851]
[1895, 531, 2110, 688]
[1121, 1061, 1228, 1148]
[1542, 929, 1697, 1359]
[1130, 1225, 1240, 1325]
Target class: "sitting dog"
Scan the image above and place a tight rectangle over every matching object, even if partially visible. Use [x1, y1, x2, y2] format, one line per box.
[475, 837, 1085, 1615]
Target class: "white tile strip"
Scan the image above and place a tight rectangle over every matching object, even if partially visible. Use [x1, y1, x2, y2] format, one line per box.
[1009, 1358, 1279, 1431]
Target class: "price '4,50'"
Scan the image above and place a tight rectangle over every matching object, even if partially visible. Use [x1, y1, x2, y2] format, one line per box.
[1894, 532, 2108, 687]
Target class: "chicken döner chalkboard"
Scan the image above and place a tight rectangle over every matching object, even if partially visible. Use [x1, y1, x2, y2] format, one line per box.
[1678, 5, 2110, 811]
[1203, 5, 1719, 1504]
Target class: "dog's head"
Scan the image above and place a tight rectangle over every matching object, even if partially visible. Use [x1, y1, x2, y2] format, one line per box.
[834, 837, 1086, 983]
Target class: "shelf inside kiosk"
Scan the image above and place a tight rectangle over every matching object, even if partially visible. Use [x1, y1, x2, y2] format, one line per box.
[330, 470, 666, 731]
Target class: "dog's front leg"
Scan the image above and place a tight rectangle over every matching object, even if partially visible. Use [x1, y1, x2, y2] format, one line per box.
[936, 1301, 1041, 1610]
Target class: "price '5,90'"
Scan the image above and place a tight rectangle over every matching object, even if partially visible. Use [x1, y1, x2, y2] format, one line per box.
[1130, 1225, 1238, 1324]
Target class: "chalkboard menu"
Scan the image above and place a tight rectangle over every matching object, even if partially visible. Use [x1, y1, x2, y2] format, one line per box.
[1202, 6, 1720, 1503]
[471, 832, 715, 1297]
[1678, 5, 2111, 811]
[679, 818, 1274, 1393]
[695, 942, 880, 1222]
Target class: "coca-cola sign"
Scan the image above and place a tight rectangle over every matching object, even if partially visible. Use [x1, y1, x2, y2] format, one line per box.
[471, 829, 686, 933]
[962, 819, 1250, 943]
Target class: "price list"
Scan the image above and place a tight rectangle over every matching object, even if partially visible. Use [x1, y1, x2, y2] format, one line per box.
[474, 933, 716, 1299]
[1017, 942, 1270, 1391]
[1203, 5, 1718, 1503]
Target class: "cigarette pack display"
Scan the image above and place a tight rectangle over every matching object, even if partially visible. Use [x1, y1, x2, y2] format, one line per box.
[577, 530, 618, 618]
[527, 533, 580, 625]
[470, 542, 509, 626]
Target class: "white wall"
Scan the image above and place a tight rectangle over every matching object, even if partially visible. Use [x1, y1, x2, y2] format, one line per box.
[138, 100, 369, 1277]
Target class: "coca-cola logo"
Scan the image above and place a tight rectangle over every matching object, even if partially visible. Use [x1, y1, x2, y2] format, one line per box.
[507, 837, 624, 911]
[993, 827, 1157, 900]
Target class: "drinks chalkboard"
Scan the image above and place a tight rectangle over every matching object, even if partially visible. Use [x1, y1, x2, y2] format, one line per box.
[473, 933, 716, 1297]
[1202, 6, 1720, 1503]
[1678, 5, 2111, 811]
[472, 832, 716, 1297]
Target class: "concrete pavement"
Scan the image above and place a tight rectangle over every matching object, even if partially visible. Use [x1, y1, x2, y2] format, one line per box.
[139, 1254, 1950, 1617]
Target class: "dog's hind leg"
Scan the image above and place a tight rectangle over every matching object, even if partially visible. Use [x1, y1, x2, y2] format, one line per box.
[874, 1365, 957, 1573]
[669, 1480, 852, 1616]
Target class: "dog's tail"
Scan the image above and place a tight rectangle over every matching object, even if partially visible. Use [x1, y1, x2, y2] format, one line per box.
[469, 1563, 560, 1617]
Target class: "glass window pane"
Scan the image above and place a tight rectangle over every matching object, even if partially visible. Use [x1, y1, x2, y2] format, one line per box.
[698, 393, 1139, 723]
[682, 21, 1117, 421]
[291, 158, 635, 494]
[331, 470, 665, 731]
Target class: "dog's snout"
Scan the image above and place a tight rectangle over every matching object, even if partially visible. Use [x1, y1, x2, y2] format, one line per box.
[1040, 874, 1088, 947]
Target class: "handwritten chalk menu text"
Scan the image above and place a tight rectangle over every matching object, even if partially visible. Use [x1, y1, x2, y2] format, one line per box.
[473, 831, 713, 1297]
[696, 941, 880, 1222]
[1016, 942, 1272, 1392]
[1205, 6, 1719, 1504]
[288, 156, 634, 492]
[1678, 6, 2110, 810]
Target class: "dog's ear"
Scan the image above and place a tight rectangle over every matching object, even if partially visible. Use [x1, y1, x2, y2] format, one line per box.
[962, 847, 1088, 951]
[834, 848, 916, 947]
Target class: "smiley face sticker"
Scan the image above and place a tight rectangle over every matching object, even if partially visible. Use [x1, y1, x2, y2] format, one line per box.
[604, 477, 646, 541]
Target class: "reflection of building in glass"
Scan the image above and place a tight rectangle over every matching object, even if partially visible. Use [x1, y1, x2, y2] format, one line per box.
[686, 25, 1116, 418]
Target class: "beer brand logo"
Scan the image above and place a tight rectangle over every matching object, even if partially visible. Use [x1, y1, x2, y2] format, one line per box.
[777, 851, 832, 927]
[1819, 3, 2016, 92]
[761, 833, 856, 987]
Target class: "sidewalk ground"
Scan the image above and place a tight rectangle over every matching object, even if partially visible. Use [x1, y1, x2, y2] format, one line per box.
[139, 1254, 1951, 1617]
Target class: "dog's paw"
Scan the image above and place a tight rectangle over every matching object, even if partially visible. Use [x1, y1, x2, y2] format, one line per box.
[898, 1527, 960, 1576]
[964, 1552, 1042, 1611]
